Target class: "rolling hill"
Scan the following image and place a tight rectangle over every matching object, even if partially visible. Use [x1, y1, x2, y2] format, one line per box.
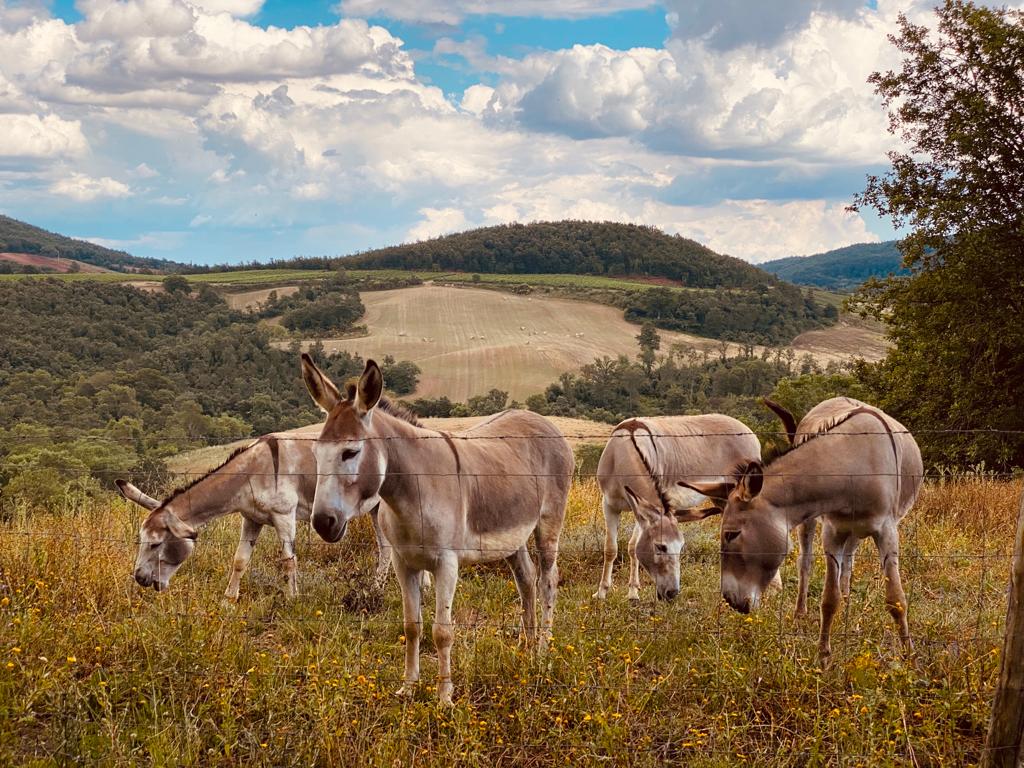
[0, 214, 186, 273]
[760, 240, 906, 290]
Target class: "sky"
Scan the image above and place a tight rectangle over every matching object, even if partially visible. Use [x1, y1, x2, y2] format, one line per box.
[0, 0, 1015, 266]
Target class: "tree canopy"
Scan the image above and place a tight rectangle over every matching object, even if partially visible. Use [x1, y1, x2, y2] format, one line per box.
[852, 0, 1024, 469]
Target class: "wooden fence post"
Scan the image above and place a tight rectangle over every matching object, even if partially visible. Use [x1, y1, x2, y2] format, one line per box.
[984, 489, 1024, 768]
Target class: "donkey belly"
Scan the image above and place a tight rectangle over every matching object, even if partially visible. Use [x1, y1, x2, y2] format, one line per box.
[457, 523, 536, 566]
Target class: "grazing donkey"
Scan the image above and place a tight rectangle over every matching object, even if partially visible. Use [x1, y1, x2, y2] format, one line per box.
[592, 415, 761, 602]
[124, 433, 398, 597]
[302, 354, 573, 705]
[679, 397, 923, 663]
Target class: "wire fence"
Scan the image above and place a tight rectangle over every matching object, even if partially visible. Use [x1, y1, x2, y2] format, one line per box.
[1, 426, 1020, 764]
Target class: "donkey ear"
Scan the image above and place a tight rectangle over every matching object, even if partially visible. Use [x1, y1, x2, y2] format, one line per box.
[762, 398, 797, 446]
[677, 479, 735, 501]
[355, 359, 383, 416]
[738, 462, 764, 500]
[674, 506, 723, 523]
[301, 353, 343, 413]
[623, 485, 659, 525]
[164, 510, 196, 540]
[115, 479, 160, 511]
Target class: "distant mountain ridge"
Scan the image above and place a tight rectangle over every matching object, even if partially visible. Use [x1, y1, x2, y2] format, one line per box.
[760, 240, 907, 290]
[0, 215, 185, 273]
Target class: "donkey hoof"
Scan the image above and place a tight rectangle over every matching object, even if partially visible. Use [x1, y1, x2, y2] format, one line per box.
[592, 588, 608, 600]
[437, 680, 454, 706]
[395, 683, 416, 699]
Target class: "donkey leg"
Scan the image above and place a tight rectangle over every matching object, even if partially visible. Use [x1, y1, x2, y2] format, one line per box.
[592, 499, 620, 599]
[535, 520, 562, 654]
[873, 524, 912, 651]
[795, 518, 818, 617]
[432, 556, 460, 706]
[626, 522, 642, 601]
[271, 512, 298, 598]
[818, 523, 848, 665]
[224, 517, 262, 601]
[392, 555, 423, 698]
[505, 546, 538, 645]
[840, 535, 862, 600]
[369, 507, 393, 591]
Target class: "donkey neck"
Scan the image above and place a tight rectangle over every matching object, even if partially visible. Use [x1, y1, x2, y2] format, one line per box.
[760, 438, 871, 530]
[371, 410, 458, 512]
[163, 446, 261, 527]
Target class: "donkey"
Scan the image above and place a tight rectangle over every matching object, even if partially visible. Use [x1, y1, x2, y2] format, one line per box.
[124, 433, 397, 598]
[302, 354, 573, 705]
[592, 415, 761, 602]
[679, 397, 923, 662]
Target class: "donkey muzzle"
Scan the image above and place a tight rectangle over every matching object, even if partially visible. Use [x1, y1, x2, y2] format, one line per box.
[312, 513, 347, 543]
[724, 593, 752, 614]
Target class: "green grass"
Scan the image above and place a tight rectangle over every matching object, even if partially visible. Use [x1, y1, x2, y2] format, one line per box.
[0, 478, 1018, 766]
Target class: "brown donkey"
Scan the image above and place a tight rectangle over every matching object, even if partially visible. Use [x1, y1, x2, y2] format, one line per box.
[593, 415, 761, 602]
[302, 354, 573, 705]
[124, 434, 397, 598]
[679, 397, 923, 663]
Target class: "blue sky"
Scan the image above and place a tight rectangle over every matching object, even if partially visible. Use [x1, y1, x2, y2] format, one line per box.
[0, 0, 974, 265]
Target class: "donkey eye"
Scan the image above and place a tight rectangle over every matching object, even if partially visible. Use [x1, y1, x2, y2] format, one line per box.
[341, 448, 360, 461]
[149, 543, 161, 550]
[655, 544, 668, 554]
[723, 530, 741, 544]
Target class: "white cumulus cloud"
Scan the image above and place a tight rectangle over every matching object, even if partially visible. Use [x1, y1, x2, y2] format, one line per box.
[50, 173, 131, 201]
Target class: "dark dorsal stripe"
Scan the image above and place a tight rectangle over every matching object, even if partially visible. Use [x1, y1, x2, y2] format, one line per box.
[766, 405, 901, 475]
[619, 419, 671, 516]
[264, 436, 280, 490]
[441, 433, 462, 475]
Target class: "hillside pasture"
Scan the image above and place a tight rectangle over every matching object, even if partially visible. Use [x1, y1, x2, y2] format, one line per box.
[284, 285, 887, 401]
[0, 477, 1017, 765]
[0, 252, 111, 273]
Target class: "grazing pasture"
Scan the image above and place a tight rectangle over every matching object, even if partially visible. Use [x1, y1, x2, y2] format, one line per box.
[0, 476, 1017, 766]
[286, 285, 885, 401]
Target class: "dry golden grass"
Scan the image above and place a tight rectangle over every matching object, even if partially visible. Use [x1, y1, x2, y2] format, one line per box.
[0, 478, 1019, 766]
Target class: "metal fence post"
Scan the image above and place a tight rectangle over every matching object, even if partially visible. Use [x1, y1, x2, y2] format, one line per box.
[984, 489, 1024, 768]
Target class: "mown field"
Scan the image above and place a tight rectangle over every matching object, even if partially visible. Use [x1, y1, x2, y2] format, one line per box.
[284, 285, 886, 401]
[0, 477, 1019, 766]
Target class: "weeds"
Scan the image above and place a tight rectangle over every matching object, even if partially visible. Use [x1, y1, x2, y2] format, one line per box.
[0, 478, 1019, 766]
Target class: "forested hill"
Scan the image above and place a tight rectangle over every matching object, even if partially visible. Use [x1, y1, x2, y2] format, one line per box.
[338, 221, 776, 289]
[0, 215, 185, 273]
[760, 241, 907, 290]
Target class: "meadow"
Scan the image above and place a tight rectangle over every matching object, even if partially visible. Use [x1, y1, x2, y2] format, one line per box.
[0, 476, 1018, 766]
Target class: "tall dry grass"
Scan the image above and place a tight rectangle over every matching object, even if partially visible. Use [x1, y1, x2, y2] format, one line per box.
[0, 478, 1020, 766]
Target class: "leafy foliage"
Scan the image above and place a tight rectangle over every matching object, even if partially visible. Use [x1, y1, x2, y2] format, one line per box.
[851, 0, 1024, 469]
[760, 241, 906, 290]
[0, 280, 412, 502]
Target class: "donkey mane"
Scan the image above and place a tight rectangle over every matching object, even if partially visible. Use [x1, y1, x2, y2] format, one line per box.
[758, 406, 891, 474]
[157, 441, 257, 508]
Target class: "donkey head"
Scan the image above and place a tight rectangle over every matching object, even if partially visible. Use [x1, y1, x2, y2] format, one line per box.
[117, 479, 197, 592]
[623, 486, 682, 601]
[302, 354, 386, 544]
[678, 461, 789, 614]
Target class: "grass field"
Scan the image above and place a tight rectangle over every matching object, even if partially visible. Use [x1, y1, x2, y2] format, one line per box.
[284, 285, 886, 401]
[0, 477, 1018, 766]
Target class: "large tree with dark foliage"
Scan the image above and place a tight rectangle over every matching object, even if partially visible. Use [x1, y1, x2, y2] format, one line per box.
[852, 0, 1024, 469]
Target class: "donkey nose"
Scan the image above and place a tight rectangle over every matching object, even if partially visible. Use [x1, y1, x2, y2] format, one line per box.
[134, 570, 149, 588]
[664, 588, 679, 601]
[725, 593, 751, 614]
[312, 513, 346, 543]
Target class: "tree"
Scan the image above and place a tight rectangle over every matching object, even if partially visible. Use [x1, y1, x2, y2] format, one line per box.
[851, 0, 1024, 469]
[162, 275, 190, 294]
[636, 322, 661, 373]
